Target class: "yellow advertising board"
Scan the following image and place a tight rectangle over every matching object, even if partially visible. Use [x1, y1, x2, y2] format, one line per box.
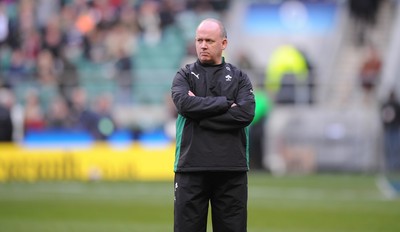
[0, 143, 175, 182]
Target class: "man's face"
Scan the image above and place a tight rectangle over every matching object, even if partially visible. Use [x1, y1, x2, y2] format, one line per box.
[195, 21, 227, 65]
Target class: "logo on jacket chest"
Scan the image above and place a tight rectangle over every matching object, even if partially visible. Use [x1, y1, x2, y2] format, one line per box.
[225, 74, 232, 81]
[191, 72, 200, 79]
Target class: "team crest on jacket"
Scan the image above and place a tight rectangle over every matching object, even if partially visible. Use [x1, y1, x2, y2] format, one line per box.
[225, 75, 232, 81]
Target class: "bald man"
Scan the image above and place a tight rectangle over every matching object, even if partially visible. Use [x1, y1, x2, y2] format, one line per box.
[171, 18, 255, 232]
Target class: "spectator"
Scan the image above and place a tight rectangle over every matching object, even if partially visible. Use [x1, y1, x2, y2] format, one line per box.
[118, 2, 139, 32]
[46, 95, 72, 130]
[94, 93, 116, 140]
[82, 26, 109, 63]
[58, 47, 79, 100]
[137, 0, 162, 45]
[17, 0, 36, 48]
[265, 45, 310, 104]
[36, 0, 61, 30]
[163, 92, 178, 141]
[23, 88, 46, 133]
[69, 87, 100, 139]
[41, 15, 65, 59]
[91, 0, 118, 28]
[20, 29, 41, 68]
[0, 2, 10, 46]
[298, 48, 315, 104]
[36, 49, 58, 85]
[381, 89, 400, 172]
[104, 22, 137, 100]
[60, 3, 84, 53]
[237, 51, 272, 171]
[104, 23, 137, 60]
[74, 4, 97, 36]
[5, 48, 31, 87]
[0, 87, 23, 141]
[113, 48, 133, 104]
[237, 51, 253, 70]
[159, 0, 177, 30]
[358, 43, 382, 103]
[249, 87, 272, 171]
[0, 88, 13, 141]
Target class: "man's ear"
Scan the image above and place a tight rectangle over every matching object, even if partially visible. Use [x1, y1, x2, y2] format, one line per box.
[222, 39, 228, 50]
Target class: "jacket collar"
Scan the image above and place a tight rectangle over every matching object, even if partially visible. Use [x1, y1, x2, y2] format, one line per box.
[197, 57, 225, 67]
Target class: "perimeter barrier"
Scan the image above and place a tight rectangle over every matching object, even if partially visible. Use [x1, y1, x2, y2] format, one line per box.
[0, 142, 175, 182]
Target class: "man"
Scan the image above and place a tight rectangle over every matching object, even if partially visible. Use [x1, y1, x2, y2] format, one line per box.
[381, 89, 400, 171]
[171, 18, 255, 232]
[0, 88, 13, 142]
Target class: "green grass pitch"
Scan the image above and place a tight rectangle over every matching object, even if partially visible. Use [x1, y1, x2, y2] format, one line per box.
[0, 173, 399, 232]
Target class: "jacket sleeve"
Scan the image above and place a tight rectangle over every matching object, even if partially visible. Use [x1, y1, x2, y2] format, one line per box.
[199, 73, 255, 130]
[171, 69, 232, 121]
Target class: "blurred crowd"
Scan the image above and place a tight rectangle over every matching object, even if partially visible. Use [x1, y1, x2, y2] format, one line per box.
[0, 0, 398, 174]
[0, 0, 230, 142]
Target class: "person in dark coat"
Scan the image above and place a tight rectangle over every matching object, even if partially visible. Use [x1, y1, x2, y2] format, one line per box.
[171, 18, 255, 232]
[381, 89, 400, 171]
[0, 89, 13, 141]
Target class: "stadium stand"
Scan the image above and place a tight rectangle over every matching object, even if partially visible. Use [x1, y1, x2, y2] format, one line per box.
[0, 0, 399, 177]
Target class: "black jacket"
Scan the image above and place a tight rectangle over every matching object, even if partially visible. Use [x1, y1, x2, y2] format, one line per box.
[171, 59, 255, 172]
[0, 105, 13, 141]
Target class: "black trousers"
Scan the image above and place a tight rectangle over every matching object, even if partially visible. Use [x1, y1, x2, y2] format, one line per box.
[174, 171, 248, 232]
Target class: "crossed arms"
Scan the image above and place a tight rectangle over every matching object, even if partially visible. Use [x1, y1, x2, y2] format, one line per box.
[171, 72, 255, 131]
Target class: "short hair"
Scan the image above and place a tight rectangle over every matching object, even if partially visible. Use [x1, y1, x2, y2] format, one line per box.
[200, 18, 227, 39]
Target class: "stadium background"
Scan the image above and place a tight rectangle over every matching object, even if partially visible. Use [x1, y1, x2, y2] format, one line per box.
[0, 0, 400, 231]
